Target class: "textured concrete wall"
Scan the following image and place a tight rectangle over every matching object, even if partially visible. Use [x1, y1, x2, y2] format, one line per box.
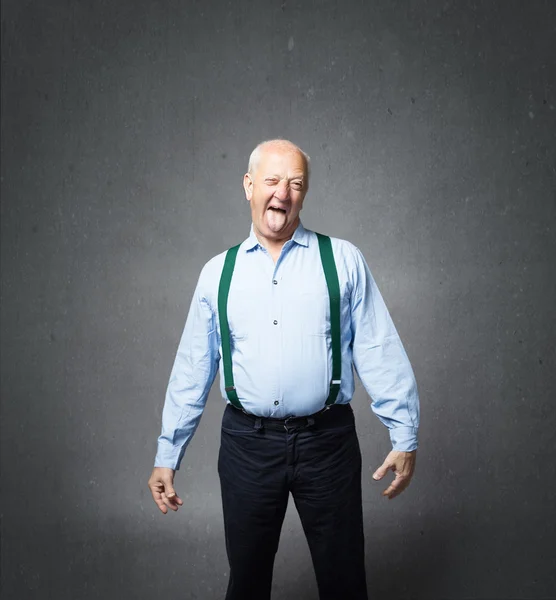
[2, 1, 555, 598]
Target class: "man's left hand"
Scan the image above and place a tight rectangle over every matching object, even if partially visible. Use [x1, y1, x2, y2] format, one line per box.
[372, 450, 417, 500]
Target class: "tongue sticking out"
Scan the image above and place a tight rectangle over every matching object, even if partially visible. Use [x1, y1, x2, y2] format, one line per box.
[266, 207, 287, 231]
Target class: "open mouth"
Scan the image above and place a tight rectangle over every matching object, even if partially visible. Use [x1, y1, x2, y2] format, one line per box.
[268, 206, 287, 213]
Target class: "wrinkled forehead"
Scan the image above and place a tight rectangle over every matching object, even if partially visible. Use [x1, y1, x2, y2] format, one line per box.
[257, 149, 308, 178]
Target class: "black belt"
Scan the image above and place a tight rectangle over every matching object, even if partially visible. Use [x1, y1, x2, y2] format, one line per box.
[227, 402, 350, 432]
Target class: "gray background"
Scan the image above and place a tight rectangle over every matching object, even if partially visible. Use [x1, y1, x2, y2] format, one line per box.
[2, 1, 555, 598]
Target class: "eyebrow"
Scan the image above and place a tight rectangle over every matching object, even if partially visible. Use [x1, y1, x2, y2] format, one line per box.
[264, 174, 305, 181]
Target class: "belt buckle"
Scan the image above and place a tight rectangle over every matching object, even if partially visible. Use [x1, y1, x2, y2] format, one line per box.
[283, 415, 297, 432]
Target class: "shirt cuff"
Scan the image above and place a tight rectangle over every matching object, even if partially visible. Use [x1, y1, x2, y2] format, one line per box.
[389, 426, 419, 452]
[154, 443, 185, 471]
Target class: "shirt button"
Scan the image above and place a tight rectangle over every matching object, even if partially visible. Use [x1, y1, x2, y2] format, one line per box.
[273, 280, 278, 285]
[273, 320, 278, 325]
[274, 400, 279, 406]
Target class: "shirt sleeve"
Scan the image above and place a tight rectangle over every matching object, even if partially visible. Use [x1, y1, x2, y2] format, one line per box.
[349, 247, 420, 451]
[154, 266, 220, 470]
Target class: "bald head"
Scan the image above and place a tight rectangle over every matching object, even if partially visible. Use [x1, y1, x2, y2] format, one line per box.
[247, 139, 311, 184]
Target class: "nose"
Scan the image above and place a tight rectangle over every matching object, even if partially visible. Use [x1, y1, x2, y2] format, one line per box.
[273, 180, 290, 201]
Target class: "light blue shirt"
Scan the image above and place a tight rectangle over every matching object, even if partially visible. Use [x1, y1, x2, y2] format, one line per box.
[155, 222, 420, 470]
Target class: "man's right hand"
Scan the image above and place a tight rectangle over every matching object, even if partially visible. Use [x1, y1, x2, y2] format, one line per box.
[148, 467, 183, 514]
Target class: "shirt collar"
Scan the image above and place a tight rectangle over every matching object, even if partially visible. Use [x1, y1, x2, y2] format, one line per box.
[243, 221, 310, 252]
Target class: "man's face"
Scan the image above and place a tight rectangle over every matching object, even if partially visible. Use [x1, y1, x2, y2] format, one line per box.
[243, 147, 308, 242]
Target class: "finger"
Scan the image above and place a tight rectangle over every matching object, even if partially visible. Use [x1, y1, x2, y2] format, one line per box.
[162, 481, 183, 506]
[161, 491, 180, 511]
[373, 460, 392, 481]
[150, 477, 182, 512]
[166, 492, 183, 507]
[383, 476, 409, 499]
[149, 479, 176, 512]
[166, 492, 183, 505]
[150, 488, 169, 514]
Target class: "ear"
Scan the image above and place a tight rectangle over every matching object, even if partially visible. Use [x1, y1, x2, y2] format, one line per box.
[243, 172, 253, 201]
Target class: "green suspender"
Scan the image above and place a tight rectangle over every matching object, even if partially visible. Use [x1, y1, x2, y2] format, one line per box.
[218, 234, 342, 410]
[315, 233, 342, 405]
[218, 244, 243, 409]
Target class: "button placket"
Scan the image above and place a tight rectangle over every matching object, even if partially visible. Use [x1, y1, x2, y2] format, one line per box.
[271, 268, 282, 413]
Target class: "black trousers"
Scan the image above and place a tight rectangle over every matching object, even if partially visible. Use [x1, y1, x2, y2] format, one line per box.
[217, 403, 368, 600]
